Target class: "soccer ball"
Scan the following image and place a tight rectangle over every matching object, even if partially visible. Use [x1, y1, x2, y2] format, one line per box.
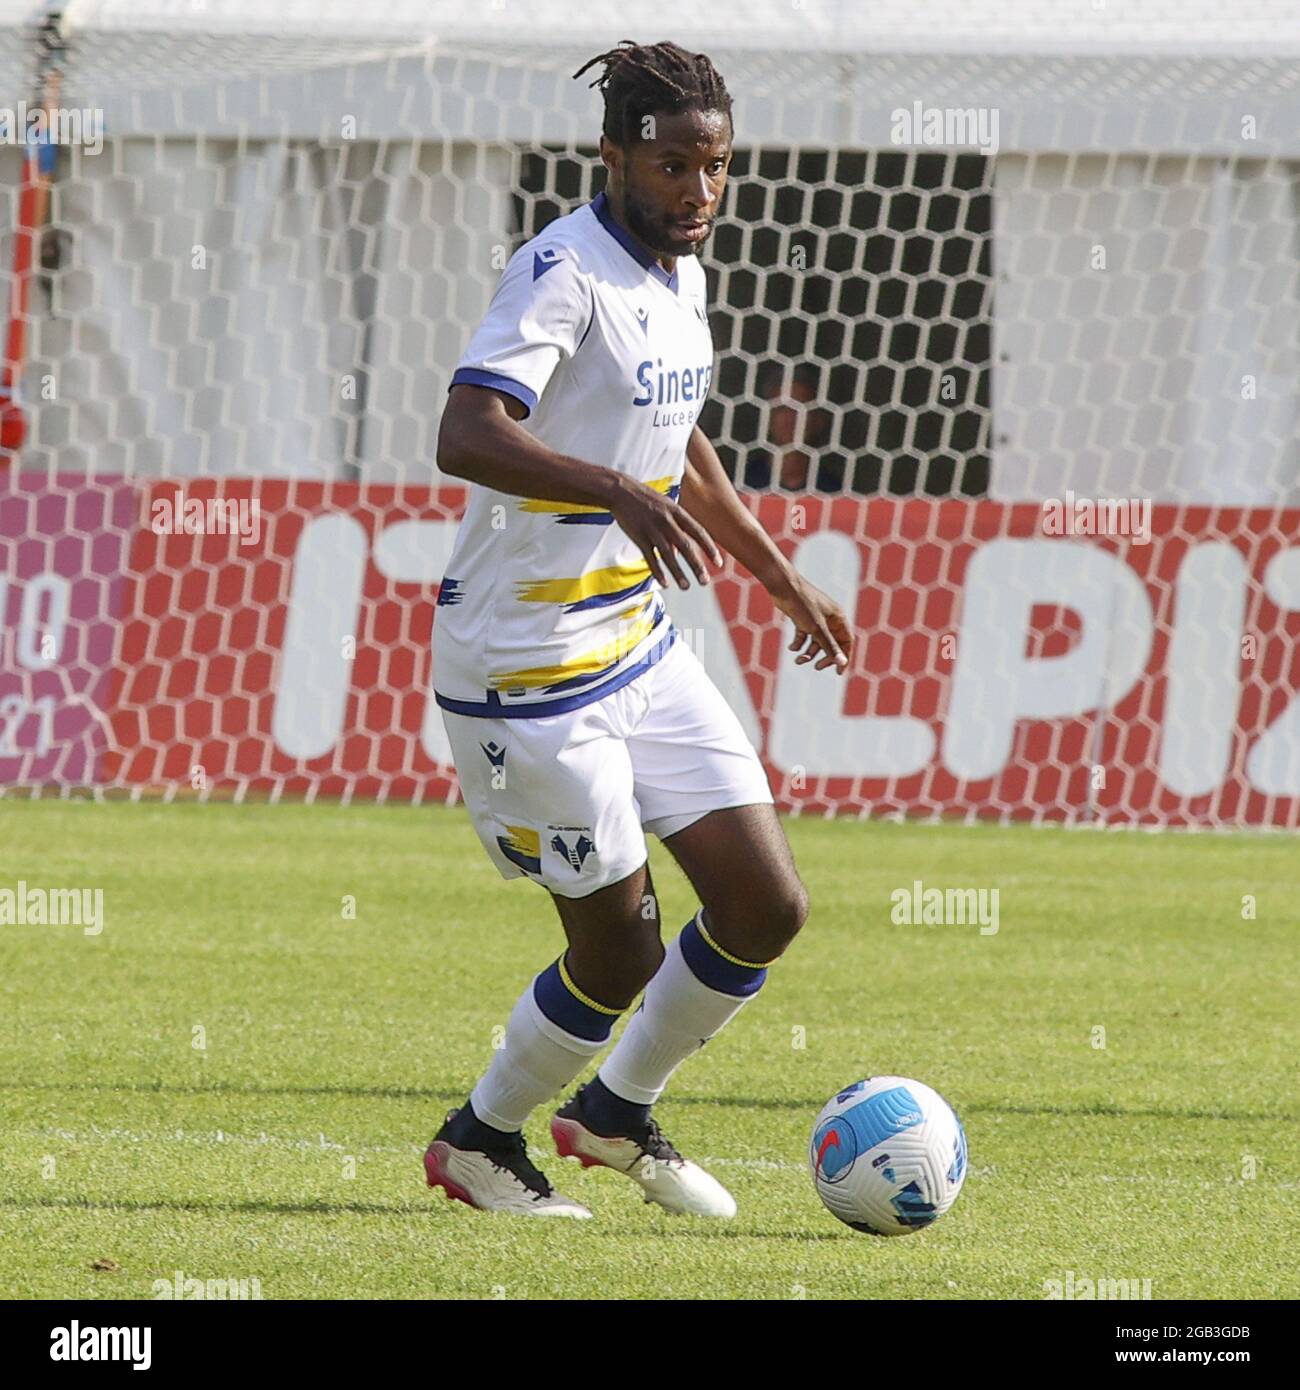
[810, 1076, 967, 1236]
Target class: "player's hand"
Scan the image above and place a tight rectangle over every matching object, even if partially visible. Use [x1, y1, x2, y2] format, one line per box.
[771, 576, 853, 673]
[609, 478, 723, 590]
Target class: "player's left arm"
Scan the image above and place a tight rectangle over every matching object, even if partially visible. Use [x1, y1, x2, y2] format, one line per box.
[681, 425, 853, 673]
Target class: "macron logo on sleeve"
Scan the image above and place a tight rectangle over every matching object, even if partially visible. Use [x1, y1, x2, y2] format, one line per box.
[533, 247, 564, 281]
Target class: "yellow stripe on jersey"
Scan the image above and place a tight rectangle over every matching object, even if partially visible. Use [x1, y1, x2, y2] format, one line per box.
[514, 562, 652, 606]
[487, 600, 658, 690]
[517, 475, 676, 515]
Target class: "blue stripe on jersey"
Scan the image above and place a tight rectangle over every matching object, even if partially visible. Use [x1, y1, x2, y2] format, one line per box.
[591, 192, 679, 295]
[565, 574, 653, 613]
[433, 626, 676, 720]
[533, 957, 620, 1042]
[449, 367, 539, 418]
[679, 910, 770, 998]
[538, 602, 664, 693]
[533, 600, 664, 692]
[436, 577, 464, 607]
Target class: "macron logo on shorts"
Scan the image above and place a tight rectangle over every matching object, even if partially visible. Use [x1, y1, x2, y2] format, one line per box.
[480, 741, 506, 770]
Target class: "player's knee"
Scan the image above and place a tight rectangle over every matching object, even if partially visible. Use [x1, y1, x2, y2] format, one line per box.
[709, 876, 809, 961]
[763, 877, 810, 953]
[574, 929, 664, 1011]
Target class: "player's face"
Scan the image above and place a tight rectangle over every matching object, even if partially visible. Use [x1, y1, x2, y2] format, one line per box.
[614, 108, 732, 259]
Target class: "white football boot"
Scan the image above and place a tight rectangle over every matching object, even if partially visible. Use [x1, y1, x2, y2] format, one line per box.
[551, 1086, 737, 1218]
[424, 1110, 592, 1218]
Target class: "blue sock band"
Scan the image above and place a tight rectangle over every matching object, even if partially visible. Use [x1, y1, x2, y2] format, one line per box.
[532, 955, 622, 1043]
[678, 911, 771, 998]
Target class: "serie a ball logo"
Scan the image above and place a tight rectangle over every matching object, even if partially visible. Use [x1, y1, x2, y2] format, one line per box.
[809, 1076, 967, 1236]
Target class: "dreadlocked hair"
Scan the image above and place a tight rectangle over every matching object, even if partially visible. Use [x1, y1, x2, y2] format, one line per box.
[572, 40, 732, 147]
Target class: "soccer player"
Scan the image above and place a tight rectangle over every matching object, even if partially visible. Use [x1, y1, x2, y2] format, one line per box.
[426, 40, 854, 1217]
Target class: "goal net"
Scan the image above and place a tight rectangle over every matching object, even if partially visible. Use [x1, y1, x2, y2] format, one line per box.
[2, 0, 1299, 827]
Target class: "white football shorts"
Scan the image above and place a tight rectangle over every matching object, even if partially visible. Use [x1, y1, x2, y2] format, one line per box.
[440, 636, 774, 898]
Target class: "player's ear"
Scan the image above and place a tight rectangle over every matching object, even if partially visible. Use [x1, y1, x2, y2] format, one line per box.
[598, 133, 621, 181]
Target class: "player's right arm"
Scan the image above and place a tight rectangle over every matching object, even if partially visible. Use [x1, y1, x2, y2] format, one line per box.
[437, 239, 718, 590]
[437, 385, 719, 591]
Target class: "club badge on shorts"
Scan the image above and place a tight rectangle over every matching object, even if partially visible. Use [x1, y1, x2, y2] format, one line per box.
[548, 825, 596, 873]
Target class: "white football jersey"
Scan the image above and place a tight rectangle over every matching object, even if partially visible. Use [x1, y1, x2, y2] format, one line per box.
[433, 192, 715, 717]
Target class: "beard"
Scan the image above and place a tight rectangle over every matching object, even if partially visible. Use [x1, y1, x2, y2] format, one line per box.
[622, 181, 714, 258]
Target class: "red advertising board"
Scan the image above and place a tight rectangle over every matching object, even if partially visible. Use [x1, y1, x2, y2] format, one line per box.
[3, 473, 1298, 826]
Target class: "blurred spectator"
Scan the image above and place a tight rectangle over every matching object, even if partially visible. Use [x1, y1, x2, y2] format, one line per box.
[740, 362, 844, 492]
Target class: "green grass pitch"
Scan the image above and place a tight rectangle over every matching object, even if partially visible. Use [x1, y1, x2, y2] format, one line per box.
[1, 800, 1296, 1300]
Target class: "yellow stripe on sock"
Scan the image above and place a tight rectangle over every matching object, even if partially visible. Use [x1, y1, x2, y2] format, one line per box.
[694, 909, 778, 970]
[558, 954, 622, 1016]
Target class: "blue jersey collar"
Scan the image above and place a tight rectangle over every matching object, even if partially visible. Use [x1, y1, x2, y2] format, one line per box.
[590, 191, 680, 294]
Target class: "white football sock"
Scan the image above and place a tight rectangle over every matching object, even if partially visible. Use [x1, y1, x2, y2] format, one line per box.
[470, 961, 618, 1132]
[597, 910, 772, 1107]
